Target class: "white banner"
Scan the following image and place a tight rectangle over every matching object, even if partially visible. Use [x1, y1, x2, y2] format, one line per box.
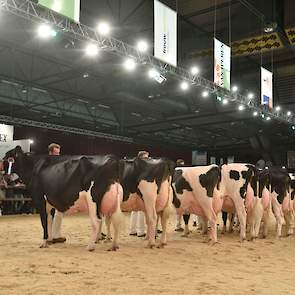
[214, 38, 231, 91]
[0, 124, 14, 142]
[0, 139, 31, 159]
[154, 0, 177, 67]
[261, 67, 273, 108]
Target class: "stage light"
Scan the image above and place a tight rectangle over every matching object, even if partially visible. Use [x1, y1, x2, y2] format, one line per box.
[124, 58, 136, 71]
[287, 111, 292, 116]
[238, 105, 245, 111]
[247, 93, 254, 100]
[29, 139, 34, 144]
[180, 81, 189, 91]
[232, 85, 238, 92]
[292, 125, 295, 130]
[253, 111, 258, 116]
[97, 22, 110, 35]
[202, 90, 209, 97]
[37, 24, 56, 38]
[85, 44, 98, 56]
[191, 66, 199, 75]
[266, 116, 271, 121]
[137, 40, 148, 52]
[275, 106, 281, 112]
[222, 98, 228, 104]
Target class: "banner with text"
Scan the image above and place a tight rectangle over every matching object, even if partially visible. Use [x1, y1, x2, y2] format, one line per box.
[214, 38, 231, 100]
[154, 0, 177, 67]
[38, 0, 80, 22]
[261, 67, 273, 108]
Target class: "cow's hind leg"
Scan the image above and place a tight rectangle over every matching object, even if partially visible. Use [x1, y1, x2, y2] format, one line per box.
[108, 184, 123, 251]
[182, 214, 190, 237]
[86, 192, 100, 251]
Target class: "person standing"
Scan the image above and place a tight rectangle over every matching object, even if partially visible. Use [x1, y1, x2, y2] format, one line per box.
[129, 151, 149, 237]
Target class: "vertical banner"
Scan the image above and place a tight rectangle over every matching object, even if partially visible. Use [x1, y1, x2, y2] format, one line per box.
[261, 67, 273, 108]
[154, 0, 177, 67]
[38, 0, 80, 22]
[214, 38, 231, 100]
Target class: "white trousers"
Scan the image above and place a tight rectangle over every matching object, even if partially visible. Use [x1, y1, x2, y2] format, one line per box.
[130, 211, 145, 235]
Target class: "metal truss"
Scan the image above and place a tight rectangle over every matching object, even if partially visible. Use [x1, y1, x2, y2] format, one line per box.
[1, 0, 294, 127]
[0, 114, 133, 142]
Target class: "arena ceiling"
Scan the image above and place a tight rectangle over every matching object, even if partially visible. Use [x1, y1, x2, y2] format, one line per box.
[0, 0, 295, 156]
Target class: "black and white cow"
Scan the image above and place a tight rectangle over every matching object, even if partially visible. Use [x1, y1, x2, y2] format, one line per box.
[262, 167, 293, 237]
[119, 157, 175, 248]
[4, 146, 122, 251]
[172, 165, 222, 243]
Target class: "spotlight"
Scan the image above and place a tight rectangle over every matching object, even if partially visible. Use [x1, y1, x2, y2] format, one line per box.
[216, 97, 222, 101]
[37, 24, 56, 38]
[148, 69, 166, 84]
[266, 116, 271, 121]
[202, 91, 209, 97]
[261, 113, 265, 119]
[238, 105, 245, 111]
[29, 139, 34, 144]
[180, 81, 189, 91]
[137, 40, 148, 52]
[287, 111, 292, 116]
[191, 66, 199, 75]
[124, 58, 136, 71]
[85, 44, 98, 56]
[247, 93, 254, 100]
[232, 85, 238, 92]
[292, 125, 295, 130]
[275, 106, 281, 112]
[97, 22, 110, 35]
[222, 98, 228, 104]
[83, 73, 89, 78]
[253, 111, 258, 116]
[148, 69, 158, 78]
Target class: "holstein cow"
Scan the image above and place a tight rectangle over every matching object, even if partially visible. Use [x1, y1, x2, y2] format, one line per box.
[263, 167, 293, 237]
[172, 165, 222, 244]
[4, 146, 123, 251]
[245, 168, 271, 240]
[220, 163, 257, 241]
[119, 157, 174, 248]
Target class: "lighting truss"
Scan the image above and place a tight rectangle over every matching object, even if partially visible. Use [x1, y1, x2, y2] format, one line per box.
[0, 115, 133, 142]
[0, 0, 294, 126]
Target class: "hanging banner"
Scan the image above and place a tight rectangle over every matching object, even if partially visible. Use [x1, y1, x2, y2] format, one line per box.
[261, 67, 273, 108]
[214, 38, 231, 100]
[38, 0, 80, 22]
[154, 0, 177, 67]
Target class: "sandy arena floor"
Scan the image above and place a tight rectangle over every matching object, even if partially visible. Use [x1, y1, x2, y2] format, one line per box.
[0, 212, 295, 295]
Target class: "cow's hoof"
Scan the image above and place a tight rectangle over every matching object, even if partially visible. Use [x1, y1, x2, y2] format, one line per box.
[107, 245, 119, 251]
[209, 241, 219, 246]
[52, 237, 67, 244]
[157, 242, 167, 248]
[86, 243, 96, 252]
[96, 233, 107, 242]
[39, 241, 49, 248]
[146, 244, 155, 249]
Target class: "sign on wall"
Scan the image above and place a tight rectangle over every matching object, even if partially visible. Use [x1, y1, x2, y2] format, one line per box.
[0, 124, 14, 142]
[154, 0, 177, 67]
[261, 67, 273, 108]
[214, 38, 231, 100]
[192, 150, 207, 166]
[38, 0, 80, 22]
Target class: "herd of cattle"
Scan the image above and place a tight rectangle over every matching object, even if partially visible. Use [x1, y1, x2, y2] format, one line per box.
[3, 146, 295, 251]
